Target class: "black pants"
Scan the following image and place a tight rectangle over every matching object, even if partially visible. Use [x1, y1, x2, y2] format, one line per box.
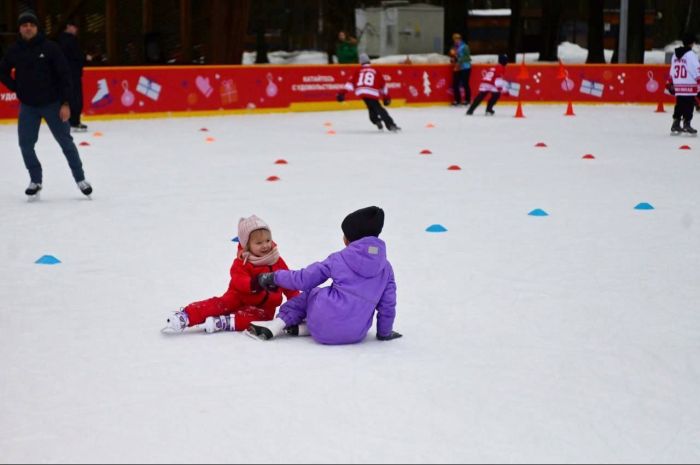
[18, 102, 86, 184]
[673, 95, 695, 122]
[452, 68, 472, 104]
[69, 72, 84, 127]
[467, 91, 501, 114]
[363, 98, 395, 128]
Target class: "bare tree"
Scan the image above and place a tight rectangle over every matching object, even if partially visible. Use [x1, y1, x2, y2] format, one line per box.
[539, 0, 562, 61]
[507, 0, 522, 62]
[444, 0, 472, 53]
[611, 0, 645, 63]
[586, 0, 605, 63]
[209, 0, 251, 64]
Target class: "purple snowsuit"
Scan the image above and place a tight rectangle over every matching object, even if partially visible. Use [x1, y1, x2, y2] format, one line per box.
[274, 236, 397, 345]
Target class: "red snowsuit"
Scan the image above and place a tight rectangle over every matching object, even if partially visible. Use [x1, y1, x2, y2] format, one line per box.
[185, 245, 300, 330]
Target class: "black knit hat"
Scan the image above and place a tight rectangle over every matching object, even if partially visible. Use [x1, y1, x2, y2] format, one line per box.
[342, 206, 385, 243]
[18, 11, 39, 27]
[681, 32, 697, 47]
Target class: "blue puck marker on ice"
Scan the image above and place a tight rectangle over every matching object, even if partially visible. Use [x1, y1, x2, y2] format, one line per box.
[232, 236, 239, 242]
[634, 203, 654, 210]
[528, 209, 549, 217]
[35, 255, 61, 265]
[426, 224, 448, 233]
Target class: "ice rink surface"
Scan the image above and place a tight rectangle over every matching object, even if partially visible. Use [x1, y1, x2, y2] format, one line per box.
[1, 103, 699, 463]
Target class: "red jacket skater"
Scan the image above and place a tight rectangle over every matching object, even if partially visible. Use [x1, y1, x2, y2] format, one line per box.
[184, 244, 300, 328]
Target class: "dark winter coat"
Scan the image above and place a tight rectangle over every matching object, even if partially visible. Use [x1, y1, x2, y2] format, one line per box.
[57, 31, 85, 81]
[276, 236, 397, 344]
[0, 32, 73, 107]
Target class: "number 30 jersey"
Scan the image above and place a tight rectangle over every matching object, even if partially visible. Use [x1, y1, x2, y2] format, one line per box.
[344, 64, 389, 100]
[669, 48, 700, 96]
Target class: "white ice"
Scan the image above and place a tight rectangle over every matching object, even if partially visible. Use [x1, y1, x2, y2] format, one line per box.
[1, 104, 699, 463]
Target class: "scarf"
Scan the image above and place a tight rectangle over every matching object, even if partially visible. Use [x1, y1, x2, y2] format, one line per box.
[239, 245, 280, 267]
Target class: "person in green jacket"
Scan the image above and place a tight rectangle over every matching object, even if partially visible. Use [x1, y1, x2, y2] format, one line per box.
[336, 30, 359, 64]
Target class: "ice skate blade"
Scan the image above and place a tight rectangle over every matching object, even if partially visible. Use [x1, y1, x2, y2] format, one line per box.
[246, 325, 272, 341]
[160, 326, 184, 334]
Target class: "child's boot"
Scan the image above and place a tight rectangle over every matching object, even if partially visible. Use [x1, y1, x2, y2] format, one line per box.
[246, 318, 286, 340]
[203, 314, 235, 333]
[285, 322, 310, 337]
[162, 310, 189, 333]
[671, 118, 682, 135]
[682, 120, 697, 135]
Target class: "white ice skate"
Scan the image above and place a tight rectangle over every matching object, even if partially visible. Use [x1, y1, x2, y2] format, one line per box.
[203, 314, 235, 333]
[77, 180, 93, 197]
[246, 318, 286, 341]
[91, 79, 112, 107]
[161, 311, 189, 333]
[25, 182, 42, 200]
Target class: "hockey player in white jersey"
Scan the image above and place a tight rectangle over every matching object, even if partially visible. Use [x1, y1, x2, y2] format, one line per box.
[667, 33, 700, 135]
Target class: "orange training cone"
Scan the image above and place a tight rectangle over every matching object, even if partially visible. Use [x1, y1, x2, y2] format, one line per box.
[655, 101, 666, 113]
[565, 101, 575, 116]
[514, 101, 525, 118]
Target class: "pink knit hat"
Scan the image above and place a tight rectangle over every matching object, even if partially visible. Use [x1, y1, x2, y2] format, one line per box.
[238, 215, 271, 248]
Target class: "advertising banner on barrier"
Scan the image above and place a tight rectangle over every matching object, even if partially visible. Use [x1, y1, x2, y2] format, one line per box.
[0, 63, 676, 121]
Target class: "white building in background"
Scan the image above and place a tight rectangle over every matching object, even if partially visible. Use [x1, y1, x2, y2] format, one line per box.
[356, 2, 444, 57]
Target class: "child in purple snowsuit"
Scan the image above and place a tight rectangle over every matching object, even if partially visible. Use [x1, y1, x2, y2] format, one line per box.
[247, 206, 401, 345]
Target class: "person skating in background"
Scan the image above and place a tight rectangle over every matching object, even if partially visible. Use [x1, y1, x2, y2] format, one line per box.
[667, 33, 699, 135]
[335, 30, 359, 64]
[336, 53, 401, 132]
[163, 215, 300, 334]
[58, 18, 89, 132]
[0, 11, 92, 198]
[466, 53, 508, 116]
[449, 33, 472, 106]
[247, 206, 401, 345]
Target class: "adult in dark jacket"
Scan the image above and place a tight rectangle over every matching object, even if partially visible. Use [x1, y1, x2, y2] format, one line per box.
[0, 11, 92, 198]
[57, 18, 87, 132]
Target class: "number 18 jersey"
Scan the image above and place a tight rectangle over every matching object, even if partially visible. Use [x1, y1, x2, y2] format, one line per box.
[344, 64, 389, 100]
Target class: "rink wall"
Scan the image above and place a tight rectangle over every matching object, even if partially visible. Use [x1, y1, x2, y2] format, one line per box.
[0, 63, 675, 121]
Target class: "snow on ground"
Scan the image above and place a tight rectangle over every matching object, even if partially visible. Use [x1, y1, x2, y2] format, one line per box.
[244, 41, 698, 65]
[1, 104, 700, 463]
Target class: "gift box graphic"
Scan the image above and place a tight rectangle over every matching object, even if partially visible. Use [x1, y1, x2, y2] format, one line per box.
[136, 76, 162, 101]
[580, 79, 604, 98]
[501, 80, 521, 97]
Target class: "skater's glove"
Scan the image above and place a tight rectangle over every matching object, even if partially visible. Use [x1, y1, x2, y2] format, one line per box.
[377, 330, 402, 341]
[336, 92, 345, 103]
[256, 272, 278, 292]
[666, 82, 675, 96]
[383, 96, 391, 106]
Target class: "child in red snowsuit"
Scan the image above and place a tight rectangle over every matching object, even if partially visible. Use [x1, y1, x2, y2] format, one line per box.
[163, 215, 299, 333]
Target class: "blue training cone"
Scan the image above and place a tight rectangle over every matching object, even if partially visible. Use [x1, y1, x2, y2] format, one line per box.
[528, 209, 549, 217]
[426, 224, 448, 233]
[232, 236, 239, 242]
[35, 255, 61, 265]
[635, 203, 655, 210]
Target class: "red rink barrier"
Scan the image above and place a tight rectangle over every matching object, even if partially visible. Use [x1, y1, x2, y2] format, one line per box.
[0, 63, 676, 120]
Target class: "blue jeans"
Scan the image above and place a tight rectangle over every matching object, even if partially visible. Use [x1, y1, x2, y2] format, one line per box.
[18, 102, 85, 184]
